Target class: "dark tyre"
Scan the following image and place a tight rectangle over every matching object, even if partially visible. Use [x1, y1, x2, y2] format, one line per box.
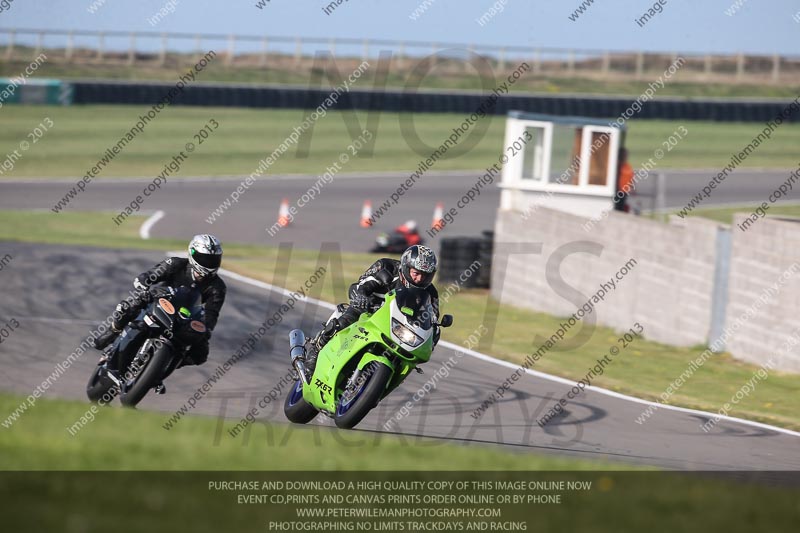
[119, 341, 172, 408]
[283, 379, 319, 424]
[86, 365, 118, 404]
[334, 362, 392, 430]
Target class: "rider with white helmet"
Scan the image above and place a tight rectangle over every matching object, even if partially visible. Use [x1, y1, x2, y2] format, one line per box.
[92, 235, 226, 390]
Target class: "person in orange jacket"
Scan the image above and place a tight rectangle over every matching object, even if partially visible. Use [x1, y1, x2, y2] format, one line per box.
[614, 148, 635, 212]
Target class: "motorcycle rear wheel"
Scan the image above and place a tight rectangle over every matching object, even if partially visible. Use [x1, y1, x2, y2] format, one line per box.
[86, 365, 118, 404]
[283, 379, 319, 424]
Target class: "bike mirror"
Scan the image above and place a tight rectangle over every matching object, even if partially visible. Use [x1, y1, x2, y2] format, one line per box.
[439, 315, 454, 328]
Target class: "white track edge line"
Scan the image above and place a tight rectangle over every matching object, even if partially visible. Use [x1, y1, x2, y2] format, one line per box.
[139, 210, 165, 240]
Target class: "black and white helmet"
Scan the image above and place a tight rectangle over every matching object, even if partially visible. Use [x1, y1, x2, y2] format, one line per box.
[188, 234, 223, 278]
[399, 245, 437, 289]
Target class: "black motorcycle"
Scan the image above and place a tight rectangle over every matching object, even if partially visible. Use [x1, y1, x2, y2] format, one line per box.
[86, 285, 207, 407]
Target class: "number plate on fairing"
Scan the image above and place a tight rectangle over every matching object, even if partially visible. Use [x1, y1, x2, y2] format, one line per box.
[158, 298, 175, 314]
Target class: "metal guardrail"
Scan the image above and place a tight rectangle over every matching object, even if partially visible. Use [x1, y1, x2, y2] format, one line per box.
[1, 27, 799, 84]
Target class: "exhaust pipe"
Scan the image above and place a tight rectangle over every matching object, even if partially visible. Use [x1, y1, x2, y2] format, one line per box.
[289, 329, 310, 385]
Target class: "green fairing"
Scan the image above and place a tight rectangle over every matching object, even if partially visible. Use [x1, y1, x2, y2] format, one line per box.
[302, 292, 434, 414]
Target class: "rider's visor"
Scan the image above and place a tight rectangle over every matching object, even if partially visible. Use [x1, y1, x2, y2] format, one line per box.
[191, 249, 222, 271]
[391, 318, 423, 348]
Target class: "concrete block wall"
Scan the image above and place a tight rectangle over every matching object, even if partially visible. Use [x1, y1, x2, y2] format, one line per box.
[492, 208, 800, 372]
[491, 207, 719, 348]
[725, 215, 800, 372]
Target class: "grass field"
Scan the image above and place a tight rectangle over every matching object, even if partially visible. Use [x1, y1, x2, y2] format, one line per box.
[0, 393, 615, 470]
[1, 209, 798, 432]
[3, 55, 800, 99]
[5, 389, 799, 533]
[673, 203, 800, 224]
[1, 106, 800, 178]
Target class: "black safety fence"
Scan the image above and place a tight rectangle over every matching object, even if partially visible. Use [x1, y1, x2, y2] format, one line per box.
[70, 81, 800, 123]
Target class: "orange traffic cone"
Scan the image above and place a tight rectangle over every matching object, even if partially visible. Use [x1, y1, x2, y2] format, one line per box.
[278, 198, 291, 227]
[431, 202, 445, 230]
[360, 200, 373, 228]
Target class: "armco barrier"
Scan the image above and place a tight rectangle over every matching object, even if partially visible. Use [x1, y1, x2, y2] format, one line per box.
[68, 81, 799, 123]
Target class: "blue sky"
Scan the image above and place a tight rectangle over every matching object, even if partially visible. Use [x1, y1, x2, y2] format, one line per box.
[1, 0, 798, 56]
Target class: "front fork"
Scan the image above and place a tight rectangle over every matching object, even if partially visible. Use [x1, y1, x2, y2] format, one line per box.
[341, 353, 395, 402]
[123, 337, 173, 390]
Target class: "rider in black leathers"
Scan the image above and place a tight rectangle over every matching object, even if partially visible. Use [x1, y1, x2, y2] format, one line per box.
[92, 235, 226, 374]
[312, 245, 440, 353]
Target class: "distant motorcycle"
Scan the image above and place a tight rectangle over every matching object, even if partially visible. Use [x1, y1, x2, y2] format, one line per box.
[86, 285, 208, 407]
[371, 220, 423, 253]
[284, 286, 453, 429]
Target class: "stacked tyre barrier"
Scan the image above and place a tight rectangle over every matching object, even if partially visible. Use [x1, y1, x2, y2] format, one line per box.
[438, 232, 493, 289]
[476, 231, 493, 288]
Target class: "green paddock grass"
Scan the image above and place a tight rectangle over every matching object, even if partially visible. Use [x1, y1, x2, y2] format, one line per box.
[673, 203, 800, 225]
[3, 55, 799, 98]
[1, 106, 799, 178]
[0, 393, 618, 471]
[4, 392, 799, 533]
[1, 209, 798, 432]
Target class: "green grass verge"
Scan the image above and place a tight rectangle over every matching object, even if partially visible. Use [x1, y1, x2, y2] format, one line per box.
[673, 203, 800, 225]
[0, 393, 617, 471]
[1, 391, 795, 533]
[1, 209, 798, 432]
[628, 120, 800, 169]
[3, 55, 800, 98]
[1, 106, 800, 178]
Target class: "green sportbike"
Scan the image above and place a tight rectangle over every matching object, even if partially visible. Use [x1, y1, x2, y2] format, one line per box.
[284, 286, 453, 429]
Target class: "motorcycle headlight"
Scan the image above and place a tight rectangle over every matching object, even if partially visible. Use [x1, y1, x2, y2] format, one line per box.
[391, 318, 423, 348]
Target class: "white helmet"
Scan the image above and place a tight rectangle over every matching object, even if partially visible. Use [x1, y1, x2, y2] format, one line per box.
[188, 234, 223, 278]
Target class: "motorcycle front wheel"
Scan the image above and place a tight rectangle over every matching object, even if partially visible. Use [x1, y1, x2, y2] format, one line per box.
[334, 362, 391, 429]
[119, 340, 172, 407]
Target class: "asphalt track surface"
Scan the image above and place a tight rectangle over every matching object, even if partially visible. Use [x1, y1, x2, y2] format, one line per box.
[1, 241, 798, 470]
[2, 168, 799, 251]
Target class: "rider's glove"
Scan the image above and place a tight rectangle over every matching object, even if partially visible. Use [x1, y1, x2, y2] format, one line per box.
[134, 289, 154, 304]
[148, 285, 173, 302]
[350, 293, 370, 311]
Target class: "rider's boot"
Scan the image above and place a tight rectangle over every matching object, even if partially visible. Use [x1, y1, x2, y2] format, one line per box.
[93, 323, 123, 350]
[304, 341, 318, 375]
[306, 319, 340, 373]
[153, 355, 190, 395]
[94, 299, 140, 351]
[314, 319, 339, 351]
